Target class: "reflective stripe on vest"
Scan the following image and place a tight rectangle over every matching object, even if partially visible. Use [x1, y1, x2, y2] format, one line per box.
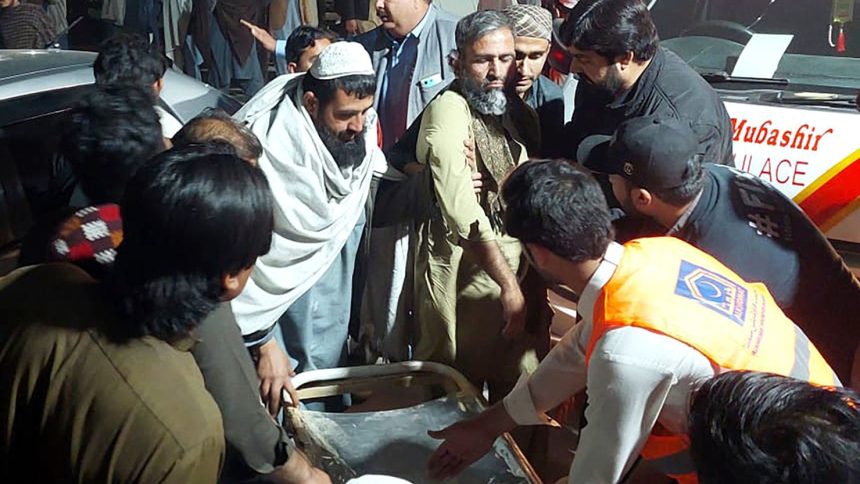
[790, 325, 841, 386]
[640, 432, 696, 478]
[586, 238, 838, 387]
[639, 426, 699, 483]
[583, 238, 840, 483]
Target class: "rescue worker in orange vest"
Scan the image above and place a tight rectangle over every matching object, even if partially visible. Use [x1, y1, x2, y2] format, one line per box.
[578, 115, 860, 389]
[425, 160, 841, 484]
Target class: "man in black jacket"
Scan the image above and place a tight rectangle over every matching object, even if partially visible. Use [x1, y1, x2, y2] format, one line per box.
[559, 0, 733, 169]
[581, 115, 860, 388]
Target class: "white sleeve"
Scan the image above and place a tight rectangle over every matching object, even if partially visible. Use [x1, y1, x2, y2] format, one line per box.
[567, 326, 716, 484]
[503, 322, 589, 425]
[568, 352, 675, 483]
[275, 39, 287, 61]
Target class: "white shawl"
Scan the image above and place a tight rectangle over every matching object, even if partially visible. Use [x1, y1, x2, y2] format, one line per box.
[231, 73, 384, 335]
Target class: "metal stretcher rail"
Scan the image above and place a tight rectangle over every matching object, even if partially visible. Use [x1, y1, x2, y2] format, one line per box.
[284, 362, 543, 484]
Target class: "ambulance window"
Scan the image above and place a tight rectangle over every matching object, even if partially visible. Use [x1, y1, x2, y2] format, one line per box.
[653, 0, 860, 90]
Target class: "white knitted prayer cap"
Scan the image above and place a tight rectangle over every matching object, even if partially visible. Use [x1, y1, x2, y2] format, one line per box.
[308, 41, 375, 80]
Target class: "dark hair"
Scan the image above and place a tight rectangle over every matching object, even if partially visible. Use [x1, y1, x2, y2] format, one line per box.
[172, 108, 263, 162]
[559, 0, 658, 63]
[109, 144, 274, 342]
[689, 371, 860, 484]
[93, 33, 170, 91]
[651, 156, 705, 207]
[62, 85, 164, 204]
[285, 26, 337, 65]
[302, 73, 376, 108]
[502, 160, 614, 262]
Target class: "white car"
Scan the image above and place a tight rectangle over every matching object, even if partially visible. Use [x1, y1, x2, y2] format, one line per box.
[0, 49, 242, 275]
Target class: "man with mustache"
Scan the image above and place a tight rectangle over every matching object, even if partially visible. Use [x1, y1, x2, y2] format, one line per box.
[412, 10, 541, 402]
[560, 0, 733, 171]
[232, 42, 385, 413]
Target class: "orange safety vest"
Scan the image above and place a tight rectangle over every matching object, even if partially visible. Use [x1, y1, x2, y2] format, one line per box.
[585, 237, 839, 484]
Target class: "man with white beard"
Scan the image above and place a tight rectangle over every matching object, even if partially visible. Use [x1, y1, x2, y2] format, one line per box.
[412, 10, 540, 403]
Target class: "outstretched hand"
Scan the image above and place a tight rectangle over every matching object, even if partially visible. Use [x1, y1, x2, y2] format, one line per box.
[240, 19, 276, 53]
[426, 419, 495, 480]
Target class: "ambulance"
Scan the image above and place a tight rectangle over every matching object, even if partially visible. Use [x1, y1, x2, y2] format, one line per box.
[651, 0, 860, 254]
[547, 0, 859, 335]
[553, 0, 860, 253]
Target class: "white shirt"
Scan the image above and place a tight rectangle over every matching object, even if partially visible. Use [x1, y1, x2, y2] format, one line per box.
[503, 242, 717, 483]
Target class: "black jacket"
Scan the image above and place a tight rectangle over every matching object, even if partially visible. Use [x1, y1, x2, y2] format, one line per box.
[675, 164, 860, 383]
[566, 46, 734, 167]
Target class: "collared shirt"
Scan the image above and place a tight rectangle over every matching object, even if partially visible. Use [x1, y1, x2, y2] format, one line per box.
[502, 242, 716, 483]
[416, 89, 496, 242]
[666, 189, 703, 236]
[0, 264, 225, 482]
[378, 9, 431, 150]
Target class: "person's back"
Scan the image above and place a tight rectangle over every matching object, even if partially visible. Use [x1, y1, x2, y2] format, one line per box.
[93, 33, 182, 138]
[1, 146, 275, 483]
[680, 164, 860, 383]
[0, 263, 224, 482]
[0, 1, 54, 49]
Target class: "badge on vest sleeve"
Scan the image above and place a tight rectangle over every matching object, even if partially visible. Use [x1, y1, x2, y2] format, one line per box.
[675, 261, 748, 326]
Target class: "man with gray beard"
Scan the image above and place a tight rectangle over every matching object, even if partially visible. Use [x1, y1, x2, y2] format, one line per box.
[412, 10, 540, 403]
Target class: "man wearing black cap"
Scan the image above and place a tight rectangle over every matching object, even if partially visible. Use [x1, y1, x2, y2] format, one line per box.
[558, 0, 733, 171]
[580, 115, 860, 388]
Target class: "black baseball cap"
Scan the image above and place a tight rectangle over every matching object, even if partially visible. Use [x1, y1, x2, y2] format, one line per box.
[577, 115, 700, 191]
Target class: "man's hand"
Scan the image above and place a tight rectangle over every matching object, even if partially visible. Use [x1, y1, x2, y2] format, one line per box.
[270, 448, 332, 484]
[463, 137, 487, 194]
[427, 419, 496, 480]
[344, 18, 360, 35]
[500, 286, 527, 339]
[401, 138, 483, 192]
[464, 137, 476, 169]
[472, 171, 484, 194]
[241, 19, 276, 53]
[256, 338, 299, 415]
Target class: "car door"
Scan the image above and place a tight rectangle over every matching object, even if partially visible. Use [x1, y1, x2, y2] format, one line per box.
[0, 85, 95, 275]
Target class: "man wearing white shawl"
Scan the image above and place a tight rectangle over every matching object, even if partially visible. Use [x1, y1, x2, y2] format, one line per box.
[232, 42, 386, 413]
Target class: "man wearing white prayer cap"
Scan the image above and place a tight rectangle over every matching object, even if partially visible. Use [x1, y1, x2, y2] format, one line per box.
[232, 41, 391, 413]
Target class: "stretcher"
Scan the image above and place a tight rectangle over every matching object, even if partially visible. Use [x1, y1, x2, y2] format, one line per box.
[285, 361, 542, 483]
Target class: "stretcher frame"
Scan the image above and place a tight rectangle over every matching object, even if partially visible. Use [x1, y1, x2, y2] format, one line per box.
[284, 361, 543, 483]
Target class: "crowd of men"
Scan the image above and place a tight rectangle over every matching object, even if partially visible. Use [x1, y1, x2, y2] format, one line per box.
[1, 0, 860, 483]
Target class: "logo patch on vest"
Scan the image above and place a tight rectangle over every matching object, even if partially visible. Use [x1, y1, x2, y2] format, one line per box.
[675, 261, 748, 325]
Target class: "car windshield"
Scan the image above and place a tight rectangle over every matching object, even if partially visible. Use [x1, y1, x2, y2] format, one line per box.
[651, 0, 860, 91]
